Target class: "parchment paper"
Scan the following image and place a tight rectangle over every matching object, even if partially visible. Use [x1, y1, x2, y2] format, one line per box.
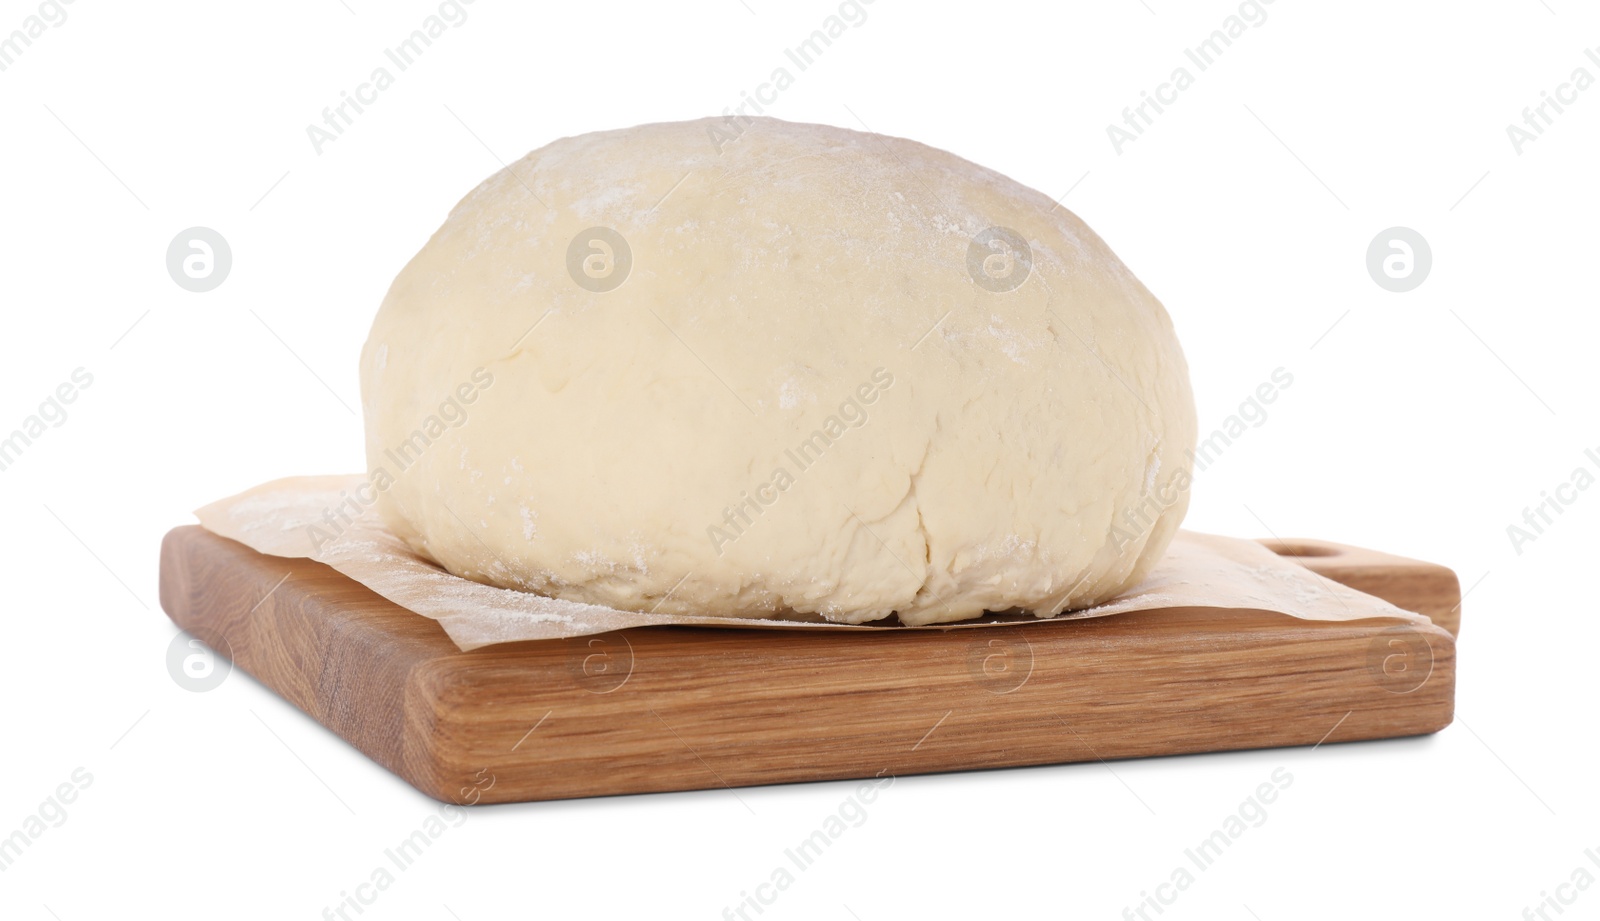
[195, 476, 1430, 651]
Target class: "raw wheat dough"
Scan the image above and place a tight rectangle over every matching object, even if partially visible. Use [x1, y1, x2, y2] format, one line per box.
[359, 117, 1197, 625]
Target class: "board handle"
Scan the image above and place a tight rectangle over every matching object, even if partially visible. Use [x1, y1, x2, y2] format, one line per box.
[1254, 537, 1462, 636]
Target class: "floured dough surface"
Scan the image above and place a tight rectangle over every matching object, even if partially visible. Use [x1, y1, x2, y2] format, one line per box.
[359, 116, 1196, 625]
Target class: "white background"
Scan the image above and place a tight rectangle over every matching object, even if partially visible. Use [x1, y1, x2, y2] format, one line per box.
[2, 1, 1597, 918]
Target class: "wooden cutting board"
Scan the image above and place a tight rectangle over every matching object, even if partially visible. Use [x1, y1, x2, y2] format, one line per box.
[158, 526, 1459, 805]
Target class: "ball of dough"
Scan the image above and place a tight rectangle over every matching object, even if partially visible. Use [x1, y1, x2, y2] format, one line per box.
[359, 117, 1196, 626]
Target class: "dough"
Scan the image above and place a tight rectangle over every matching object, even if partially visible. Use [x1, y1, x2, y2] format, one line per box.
[359, 117, 1196, 625]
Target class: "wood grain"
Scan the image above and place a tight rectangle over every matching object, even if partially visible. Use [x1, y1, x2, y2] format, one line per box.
[159, 526, 1459, 804]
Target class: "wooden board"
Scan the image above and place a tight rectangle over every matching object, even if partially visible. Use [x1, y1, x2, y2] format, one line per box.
[158, 526, 1459, 805]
